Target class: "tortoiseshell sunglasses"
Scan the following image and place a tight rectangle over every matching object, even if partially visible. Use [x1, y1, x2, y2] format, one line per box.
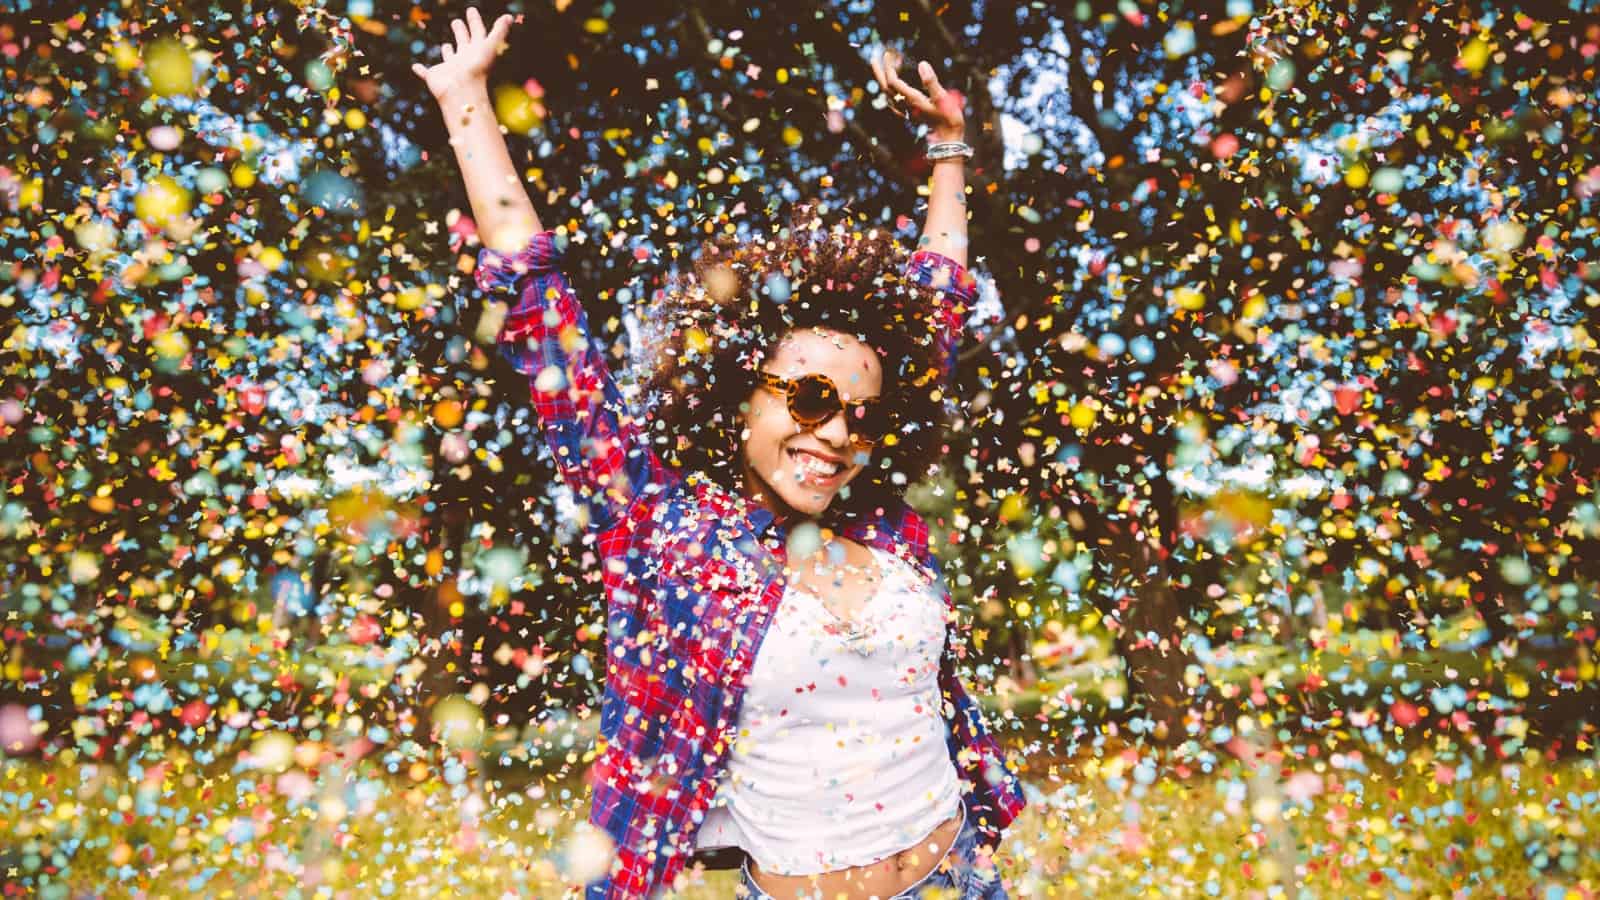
[757, 371, 892, 447]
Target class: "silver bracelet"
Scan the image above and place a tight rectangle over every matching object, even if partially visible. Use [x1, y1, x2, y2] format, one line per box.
[925, 141, 974, 162]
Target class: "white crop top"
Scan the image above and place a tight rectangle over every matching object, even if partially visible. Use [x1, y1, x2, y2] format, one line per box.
[694, 545, 963, 875]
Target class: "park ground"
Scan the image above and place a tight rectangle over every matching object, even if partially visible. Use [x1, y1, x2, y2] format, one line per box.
[4, 735, 1597, 898]
[5, 613, 1597, 897]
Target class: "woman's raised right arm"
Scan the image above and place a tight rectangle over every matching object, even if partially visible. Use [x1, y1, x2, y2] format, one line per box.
[412, 7, 540, 253]
[416, 8, 667, 532]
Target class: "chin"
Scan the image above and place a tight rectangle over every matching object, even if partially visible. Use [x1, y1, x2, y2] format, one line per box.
[774, 472, 863, 518]
[776, 489, 833, 518]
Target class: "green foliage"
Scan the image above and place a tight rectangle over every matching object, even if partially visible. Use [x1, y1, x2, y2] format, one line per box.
[1, 0, 1595, 763]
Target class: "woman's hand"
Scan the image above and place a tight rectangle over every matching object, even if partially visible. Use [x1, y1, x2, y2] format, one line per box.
[411, 7, 514, 104]
[872, 51, 968, 264]
[870, 49, 965, 144]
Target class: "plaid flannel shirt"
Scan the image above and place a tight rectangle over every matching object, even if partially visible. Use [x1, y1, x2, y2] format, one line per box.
[477, 230, 1026, 899]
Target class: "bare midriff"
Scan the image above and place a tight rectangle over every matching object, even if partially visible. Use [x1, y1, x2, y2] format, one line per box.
[746, 808, 964, 900]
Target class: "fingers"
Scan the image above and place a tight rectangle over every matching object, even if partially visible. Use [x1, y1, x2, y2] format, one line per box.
[885, 64, 933, 112]
[451, 17, 471, 50]
[873, 49, 903, 96]
[411, 62, 429, 81]
[488, 13, 513, 46]
[873, 48, 920, 114]
[466, 7, 486, 41]
[873, 48, 933, 111]
[918, 60, 945, 101]
[440, 42, 455, 61]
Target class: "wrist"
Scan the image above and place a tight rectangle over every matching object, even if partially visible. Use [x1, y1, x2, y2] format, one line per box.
[925, 139, 973, 166]
[436, 81, 491, 109]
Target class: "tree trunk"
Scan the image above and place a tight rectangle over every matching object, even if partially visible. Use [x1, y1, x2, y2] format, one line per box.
[1086, 424, 1195, 744]
[1006, 617, 1038, 685]
[1475, 556, 1519, 647]
[1093, 515, 1192, 744]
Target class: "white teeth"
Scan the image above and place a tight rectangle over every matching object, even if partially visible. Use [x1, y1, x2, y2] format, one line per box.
[790, 449, 841, 477]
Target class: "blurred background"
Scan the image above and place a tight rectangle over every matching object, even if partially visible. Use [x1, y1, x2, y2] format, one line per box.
[2, 0, 1597, 896]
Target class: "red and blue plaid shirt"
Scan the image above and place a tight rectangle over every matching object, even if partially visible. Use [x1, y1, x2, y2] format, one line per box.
[477, 230, 1026, 899]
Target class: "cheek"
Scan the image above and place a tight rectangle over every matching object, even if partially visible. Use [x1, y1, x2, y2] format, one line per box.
[747, 395, 794, 435]
[742, 398, 784, 458]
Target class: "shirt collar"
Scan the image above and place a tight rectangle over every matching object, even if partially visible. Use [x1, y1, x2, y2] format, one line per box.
[747, 505, 783, 540]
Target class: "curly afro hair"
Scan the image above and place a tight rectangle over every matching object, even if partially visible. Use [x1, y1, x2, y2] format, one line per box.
[637, 202, 958, 515]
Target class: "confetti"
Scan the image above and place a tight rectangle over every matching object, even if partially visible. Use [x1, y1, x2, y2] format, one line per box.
[1, 1, 1596, 897]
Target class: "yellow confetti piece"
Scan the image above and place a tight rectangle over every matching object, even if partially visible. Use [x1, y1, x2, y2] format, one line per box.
[1069, 400, 1097, 431]
[134, 176, 191, 228]
[1171, 285, 1206, 311]
[1459, 36, 1491, 73]
[494, 83, 543, 133]
[143, 38, 197, 97]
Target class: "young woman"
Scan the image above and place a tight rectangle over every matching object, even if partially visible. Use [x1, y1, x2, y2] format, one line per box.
[414, 9, 1025, 899]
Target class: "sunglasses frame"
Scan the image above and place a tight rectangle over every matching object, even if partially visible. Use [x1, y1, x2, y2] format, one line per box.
[757, 370, 890, 447]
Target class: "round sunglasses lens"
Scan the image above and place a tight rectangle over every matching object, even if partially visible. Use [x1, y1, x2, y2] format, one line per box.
[790, 377, 837, 424]
[849, 404, 889, 444]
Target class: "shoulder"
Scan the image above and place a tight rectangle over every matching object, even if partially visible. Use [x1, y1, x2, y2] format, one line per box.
[870, 496, 930, 552]
[840, 495, 934, 568]
[649, 474, 775, 574]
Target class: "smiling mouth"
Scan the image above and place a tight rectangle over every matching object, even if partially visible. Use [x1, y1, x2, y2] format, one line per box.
[788, 448, 844, 480]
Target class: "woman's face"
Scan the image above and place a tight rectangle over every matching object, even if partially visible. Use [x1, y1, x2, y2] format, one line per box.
[739, 327, 883, 519]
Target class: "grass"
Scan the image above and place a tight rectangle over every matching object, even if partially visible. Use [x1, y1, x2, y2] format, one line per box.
[4, 740, 1597, 898]
[14, 614, 1596, 896]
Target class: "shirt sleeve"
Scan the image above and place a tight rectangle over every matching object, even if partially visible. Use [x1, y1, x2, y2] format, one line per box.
[901, 504, 1027, 852]
[477, 230, 666, 533]
[938, 610, 1028, 854]
[903, 249, 978, 388]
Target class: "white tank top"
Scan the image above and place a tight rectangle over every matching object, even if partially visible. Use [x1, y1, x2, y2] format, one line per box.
[694, 544, 964, 875]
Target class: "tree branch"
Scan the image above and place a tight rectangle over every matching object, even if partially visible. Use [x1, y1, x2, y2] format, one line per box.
[683, 5, 913, 188]
[911, 0, 973, 70]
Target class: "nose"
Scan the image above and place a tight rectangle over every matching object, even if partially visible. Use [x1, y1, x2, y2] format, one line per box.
[808, 408, 852, 448]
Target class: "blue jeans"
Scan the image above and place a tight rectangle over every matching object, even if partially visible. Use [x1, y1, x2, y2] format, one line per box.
[736, 799, 1008, 899]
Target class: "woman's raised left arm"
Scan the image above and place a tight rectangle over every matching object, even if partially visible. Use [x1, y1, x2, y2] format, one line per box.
[872, 51, 974, 386]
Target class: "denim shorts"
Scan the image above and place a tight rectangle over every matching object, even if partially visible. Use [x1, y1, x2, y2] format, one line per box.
[736, 798, 1008, 899]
